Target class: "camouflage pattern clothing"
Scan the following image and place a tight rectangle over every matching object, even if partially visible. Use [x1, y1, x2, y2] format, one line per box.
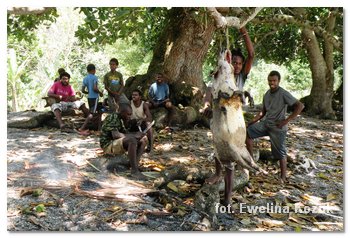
[100, 112, 128, 149]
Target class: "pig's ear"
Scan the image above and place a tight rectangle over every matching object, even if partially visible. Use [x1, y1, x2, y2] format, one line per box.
[225, 50, 232, 64]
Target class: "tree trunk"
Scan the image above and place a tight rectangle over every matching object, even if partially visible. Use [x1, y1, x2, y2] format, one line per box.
[301, 26, 335, 119]
[11, 82, 18, 112]
[125, 8, 216, 109]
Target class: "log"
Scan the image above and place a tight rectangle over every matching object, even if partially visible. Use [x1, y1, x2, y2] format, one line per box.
[151, 106, 200, 129]
[153, 164, 249, 192]
[7, 110, 54, 128]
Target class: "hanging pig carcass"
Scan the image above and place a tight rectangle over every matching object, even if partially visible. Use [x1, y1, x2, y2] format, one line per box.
[210, 49, 267, 205]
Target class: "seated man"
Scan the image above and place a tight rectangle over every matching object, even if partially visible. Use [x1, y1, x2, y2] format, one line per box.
[130, 89, 153, 152]
[100, 103, 148, 180]
[54, 68, 65, 82]
[148, 73, 172, 109]
[148, 73, 174, 125]
[48, 72, 92, 135]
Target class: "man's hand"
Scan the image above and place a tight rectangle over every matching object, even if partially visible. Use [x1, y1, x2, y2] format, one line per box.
[277, 119, 289, 129]
[247, 121, 255, 127]
[67, 96, 77, 102]
[134, 131, 146, 140]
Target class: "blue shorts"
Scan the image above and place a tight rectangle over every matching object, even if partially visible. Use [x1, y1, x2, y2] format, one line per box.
[247, 121, 287, 160]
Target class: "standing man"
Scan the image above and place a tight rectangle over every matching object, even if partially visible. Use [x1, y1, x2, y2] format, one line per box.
[103, 58, 129, 112]
[130, 89, 153, 152]
[100, 103, 148, 180]
[246, 70, 304, 183]
[81, 63, 104, 133]
[48, 72, 92, 135]
[202, 26, 255, 184]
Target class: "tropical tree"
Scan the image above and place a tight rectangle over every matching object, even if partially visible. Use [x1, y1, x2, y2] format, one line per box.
[7, 7, 343, 119]
[250, 7, 343, 118]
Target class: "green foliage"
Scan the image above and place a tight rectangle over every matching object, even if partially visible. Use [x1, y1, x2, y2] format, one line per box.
[7, 8, 155, 111]
[7, 9, 58, 43]
[76, 7, 168, 52]
[7, 7, 343, 113]
[245, 60, 312, 104]
[34, 204, 46, 213]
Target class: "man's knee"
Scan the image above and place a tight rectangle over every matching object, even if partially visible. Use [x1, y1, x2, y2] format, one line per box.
[125, 137, 138, 146]
[165, 101, 172, 108]
[139, 136, 148, 145]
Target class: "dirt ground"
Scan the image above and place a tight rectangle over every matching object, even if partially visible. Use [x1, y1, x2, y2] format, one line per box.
[7, 114, 343, 231]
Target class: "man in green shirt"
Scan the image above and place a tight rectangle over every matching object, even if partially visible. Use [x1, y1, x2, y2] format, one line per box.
[100, 103, 148, 179]
[103, 58, 129, 112]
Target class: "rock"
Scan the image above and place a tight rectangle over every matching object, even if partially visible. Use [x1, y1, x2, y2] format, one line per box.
[217, 169, 250, 192]
[194, 183, 220, 217]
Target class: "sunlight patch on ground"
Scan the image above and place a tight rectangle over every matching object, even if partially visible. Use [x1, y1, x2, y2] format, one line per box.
[155, 143, 174, 152]
[168, 156, 193, 163]
[289, 127, 313, 134]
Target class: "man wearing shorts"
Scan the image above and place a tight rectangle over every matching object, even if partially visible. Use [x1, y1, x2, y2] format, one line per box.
[246, 70, 304, 183]
[100, 103, 148, 179]
[48, 72, 92, 134]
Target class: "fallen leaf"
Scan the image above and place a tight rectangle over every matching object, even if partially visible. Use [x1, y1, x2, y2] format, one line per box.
[326, 193, 337, 201]
[20, 188, 34, 197]
[261, 219, 285, 228]
[289, 213, 307, 225]
[300, 194, 312, 201]
[32, 188, 43, 197]
[268, 213, 288, 219]
[240, 218, 251, 225]
[167, 182, 179, 193]
[317, 173, 329, 180]
[35, 204, 46, 213]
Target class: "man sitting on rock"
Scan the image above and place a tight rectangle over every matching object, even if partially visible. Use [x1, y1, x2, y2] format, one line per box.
[100, 103, 148, 180]
[148, 73, 171, 107]
[48, 72, 92, 135]
[148, 73, 174, 126]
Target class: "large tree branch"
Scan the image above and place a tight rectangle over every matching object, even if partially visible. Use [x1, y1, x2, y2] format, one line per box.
[207, 7, 262, 29]
[7, 7, 55, 15]
[252, 14, 342, 52]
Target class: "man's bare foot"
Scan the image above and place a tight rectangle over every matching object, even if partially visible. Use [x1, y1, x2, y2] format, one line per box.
[77, 129, 90, 136]
[221, 199, 231, 208]
[205, 175, 222, 184]
[280, 177, 288, 184]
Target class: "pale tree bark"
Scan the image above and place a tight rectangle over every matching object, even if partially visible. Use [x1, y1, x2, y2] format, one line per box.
[10, 83, 18, 112]
[301, 9, 337, 119]
[302, 27, 335, 119]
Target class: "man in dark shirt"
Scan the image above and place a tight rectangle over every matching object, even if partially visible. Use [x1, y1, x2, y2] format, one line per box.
[246, 70, 304, 183]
